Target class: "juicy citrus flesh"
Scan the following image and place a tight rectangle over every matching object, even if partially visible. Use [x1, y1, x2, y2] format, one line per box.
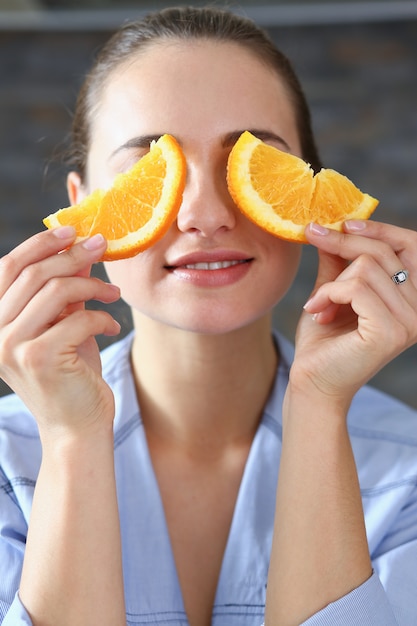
[226, 131, 379, 242]
[43, 134, 186, 261]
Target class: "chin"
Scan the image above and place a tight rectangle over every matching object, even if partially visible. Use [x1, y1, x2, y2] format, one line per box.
[131, 293, 278, 337]
[167, 306, 272, 336]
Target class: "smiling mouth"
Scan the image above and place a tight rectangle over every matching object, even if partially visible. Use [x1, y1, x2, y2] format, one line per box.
[166, 259, 252, 271]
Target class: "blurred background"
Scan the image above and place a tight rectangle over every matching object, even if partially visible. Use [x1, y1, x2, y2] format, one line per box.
[1, 0, 417, 406]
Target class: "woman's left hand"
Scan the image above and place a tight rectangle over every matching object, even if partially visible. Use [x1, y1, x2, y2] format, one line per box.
[294, 219, 417, 407]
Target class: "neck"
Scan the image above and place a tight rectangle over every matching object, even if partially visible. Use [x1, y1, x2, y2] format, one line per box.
[130, 313, 278, 452]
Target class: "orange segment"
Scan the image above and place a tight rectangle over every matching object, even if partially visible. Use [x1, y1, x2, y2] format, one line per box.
[227, 131, 379, 242]
[43, 134, 186, 260]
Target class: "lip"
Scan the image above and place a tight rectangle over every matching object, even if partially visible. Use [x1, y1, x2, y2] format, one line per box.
[164, 250, 254, 287]
[165, 249, 252, 267]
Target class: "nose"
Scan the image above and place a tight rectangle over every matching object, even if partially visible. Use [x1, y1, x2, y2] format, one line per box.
[176, 161, 237, 237]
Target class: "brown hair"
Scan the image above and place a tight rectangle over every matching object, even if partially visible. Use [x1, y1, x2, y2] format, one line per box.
[68, 5, 322, 181]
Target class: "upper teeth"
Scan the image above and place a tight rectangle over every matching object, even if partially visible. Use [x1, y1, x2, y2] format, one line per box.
[184, 260, 244, 270]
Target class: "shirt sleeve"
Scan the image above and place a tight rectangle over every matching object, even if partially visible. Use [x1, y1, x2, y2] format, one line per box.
[263, 510, 417, 626]
[259, 573, 398, 626]
[299, 497, 417, 626]
[0, 463, 33, 625]
[1, 592, 33, 626]
[300, 572, 398, 625]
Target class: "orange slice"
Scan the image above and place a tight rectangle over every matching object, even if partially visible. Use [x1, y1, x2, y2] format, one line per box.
[227, 131, 379, 242]
[43, 134, 186, 260]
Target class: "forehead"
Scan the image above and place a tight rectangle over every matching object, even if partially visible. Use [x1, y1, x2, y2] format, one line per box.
[91, 39, 300, 154]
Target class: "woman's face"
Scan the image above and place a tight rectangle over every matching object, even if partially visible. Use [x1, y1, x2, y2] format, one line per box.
[77, 40, 304, 335]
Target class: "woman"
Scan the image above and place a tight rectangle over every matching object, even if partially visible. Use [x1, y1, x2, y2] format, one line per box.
[0, 6, 416, 626]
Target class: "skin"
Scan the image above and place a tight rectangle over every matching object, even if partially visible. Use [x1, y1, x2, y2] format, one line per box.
[0, 38, 416, 626]
[83, 40, 303, 337]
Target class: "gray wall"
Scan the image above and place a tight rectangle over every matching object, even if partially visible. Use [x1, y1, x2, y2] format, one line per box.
[1, 16, 417, 406]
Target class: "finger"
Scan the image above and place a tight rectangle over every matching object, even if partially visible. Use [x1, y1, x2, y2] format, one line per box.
[305, 222, 415, 291]
[344, 219, 417, 281]
[303, 249, 345, 323]
[0, 234, 108, 326]
[340, 252, 417, 311]
[48, 309, 121, 346]
[312, 249, 348, 291]
[304, 276, 395, 338]
[2, 309, 120, 389]
[0, 227, 77, 295]
[344, 219, 416, 256]
[305, 260, 417, 342]
[3, 276, 120, 340]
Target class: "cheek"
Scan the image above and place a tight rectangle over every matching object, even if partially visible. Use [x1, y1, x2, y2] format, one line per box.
[103, 254, 156, 308]
[263, 241, 302, 304]
[102, 237, 303, 332]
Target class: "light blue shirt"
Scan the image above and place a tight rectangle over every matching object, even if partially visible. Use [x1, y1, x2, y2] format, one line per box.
[1, 331, 416, 625]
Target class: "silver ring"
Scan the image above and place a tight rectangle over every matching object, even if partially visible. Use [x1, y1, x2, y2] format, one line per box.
[391, 269, 409, 285]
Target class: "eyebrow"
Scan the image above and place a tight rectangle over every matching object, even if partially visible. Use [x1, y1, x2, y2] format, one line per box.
[109, 128, 291, 161]
[109, 134, 167, 161]
[222, 129, 291, 151]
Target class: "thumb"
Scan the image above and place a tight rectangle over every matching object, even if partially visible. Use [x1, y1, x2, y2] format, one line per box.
[303, 251, 348, 325]
[311, 249, 347, 295]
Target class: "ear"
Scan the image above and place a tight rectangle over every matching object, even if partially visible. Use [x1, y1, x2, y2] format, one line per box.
[67, 171, 88, 206]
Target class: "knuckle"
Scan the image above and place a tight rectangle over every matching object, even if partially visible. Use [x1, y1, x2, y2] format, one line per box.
[0, 252, 19, 280]
[43, 276, 71, 300]
[354, 253, 374, 273]
[333, 231, 351, 256]
[19, 263, 42, 287]
[17, 338, 49, 372]
[350, 275, 369, 293]
[374, 241, 394, 264]
[30, 231, 50, 249]
[44, 275, 62, 293]
[0, 330, 16, 369]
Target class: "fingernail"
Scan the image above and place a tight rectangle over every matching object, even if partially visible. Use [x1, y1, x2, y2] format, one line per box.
[303, 298, 319, 320]
[52, 225, 76, 239]
[308, 222, 329, 236]
[105, 320, 121, 337]
[108, 283, 121, 296]
[82, 233, 106, 251]
[344, 220, 367, 232]
[303, 297, 314, 311]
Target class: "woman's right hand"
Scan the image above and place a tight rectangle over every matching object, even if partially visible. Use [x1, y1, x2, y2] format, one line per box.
[0, 226, 121, 440]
